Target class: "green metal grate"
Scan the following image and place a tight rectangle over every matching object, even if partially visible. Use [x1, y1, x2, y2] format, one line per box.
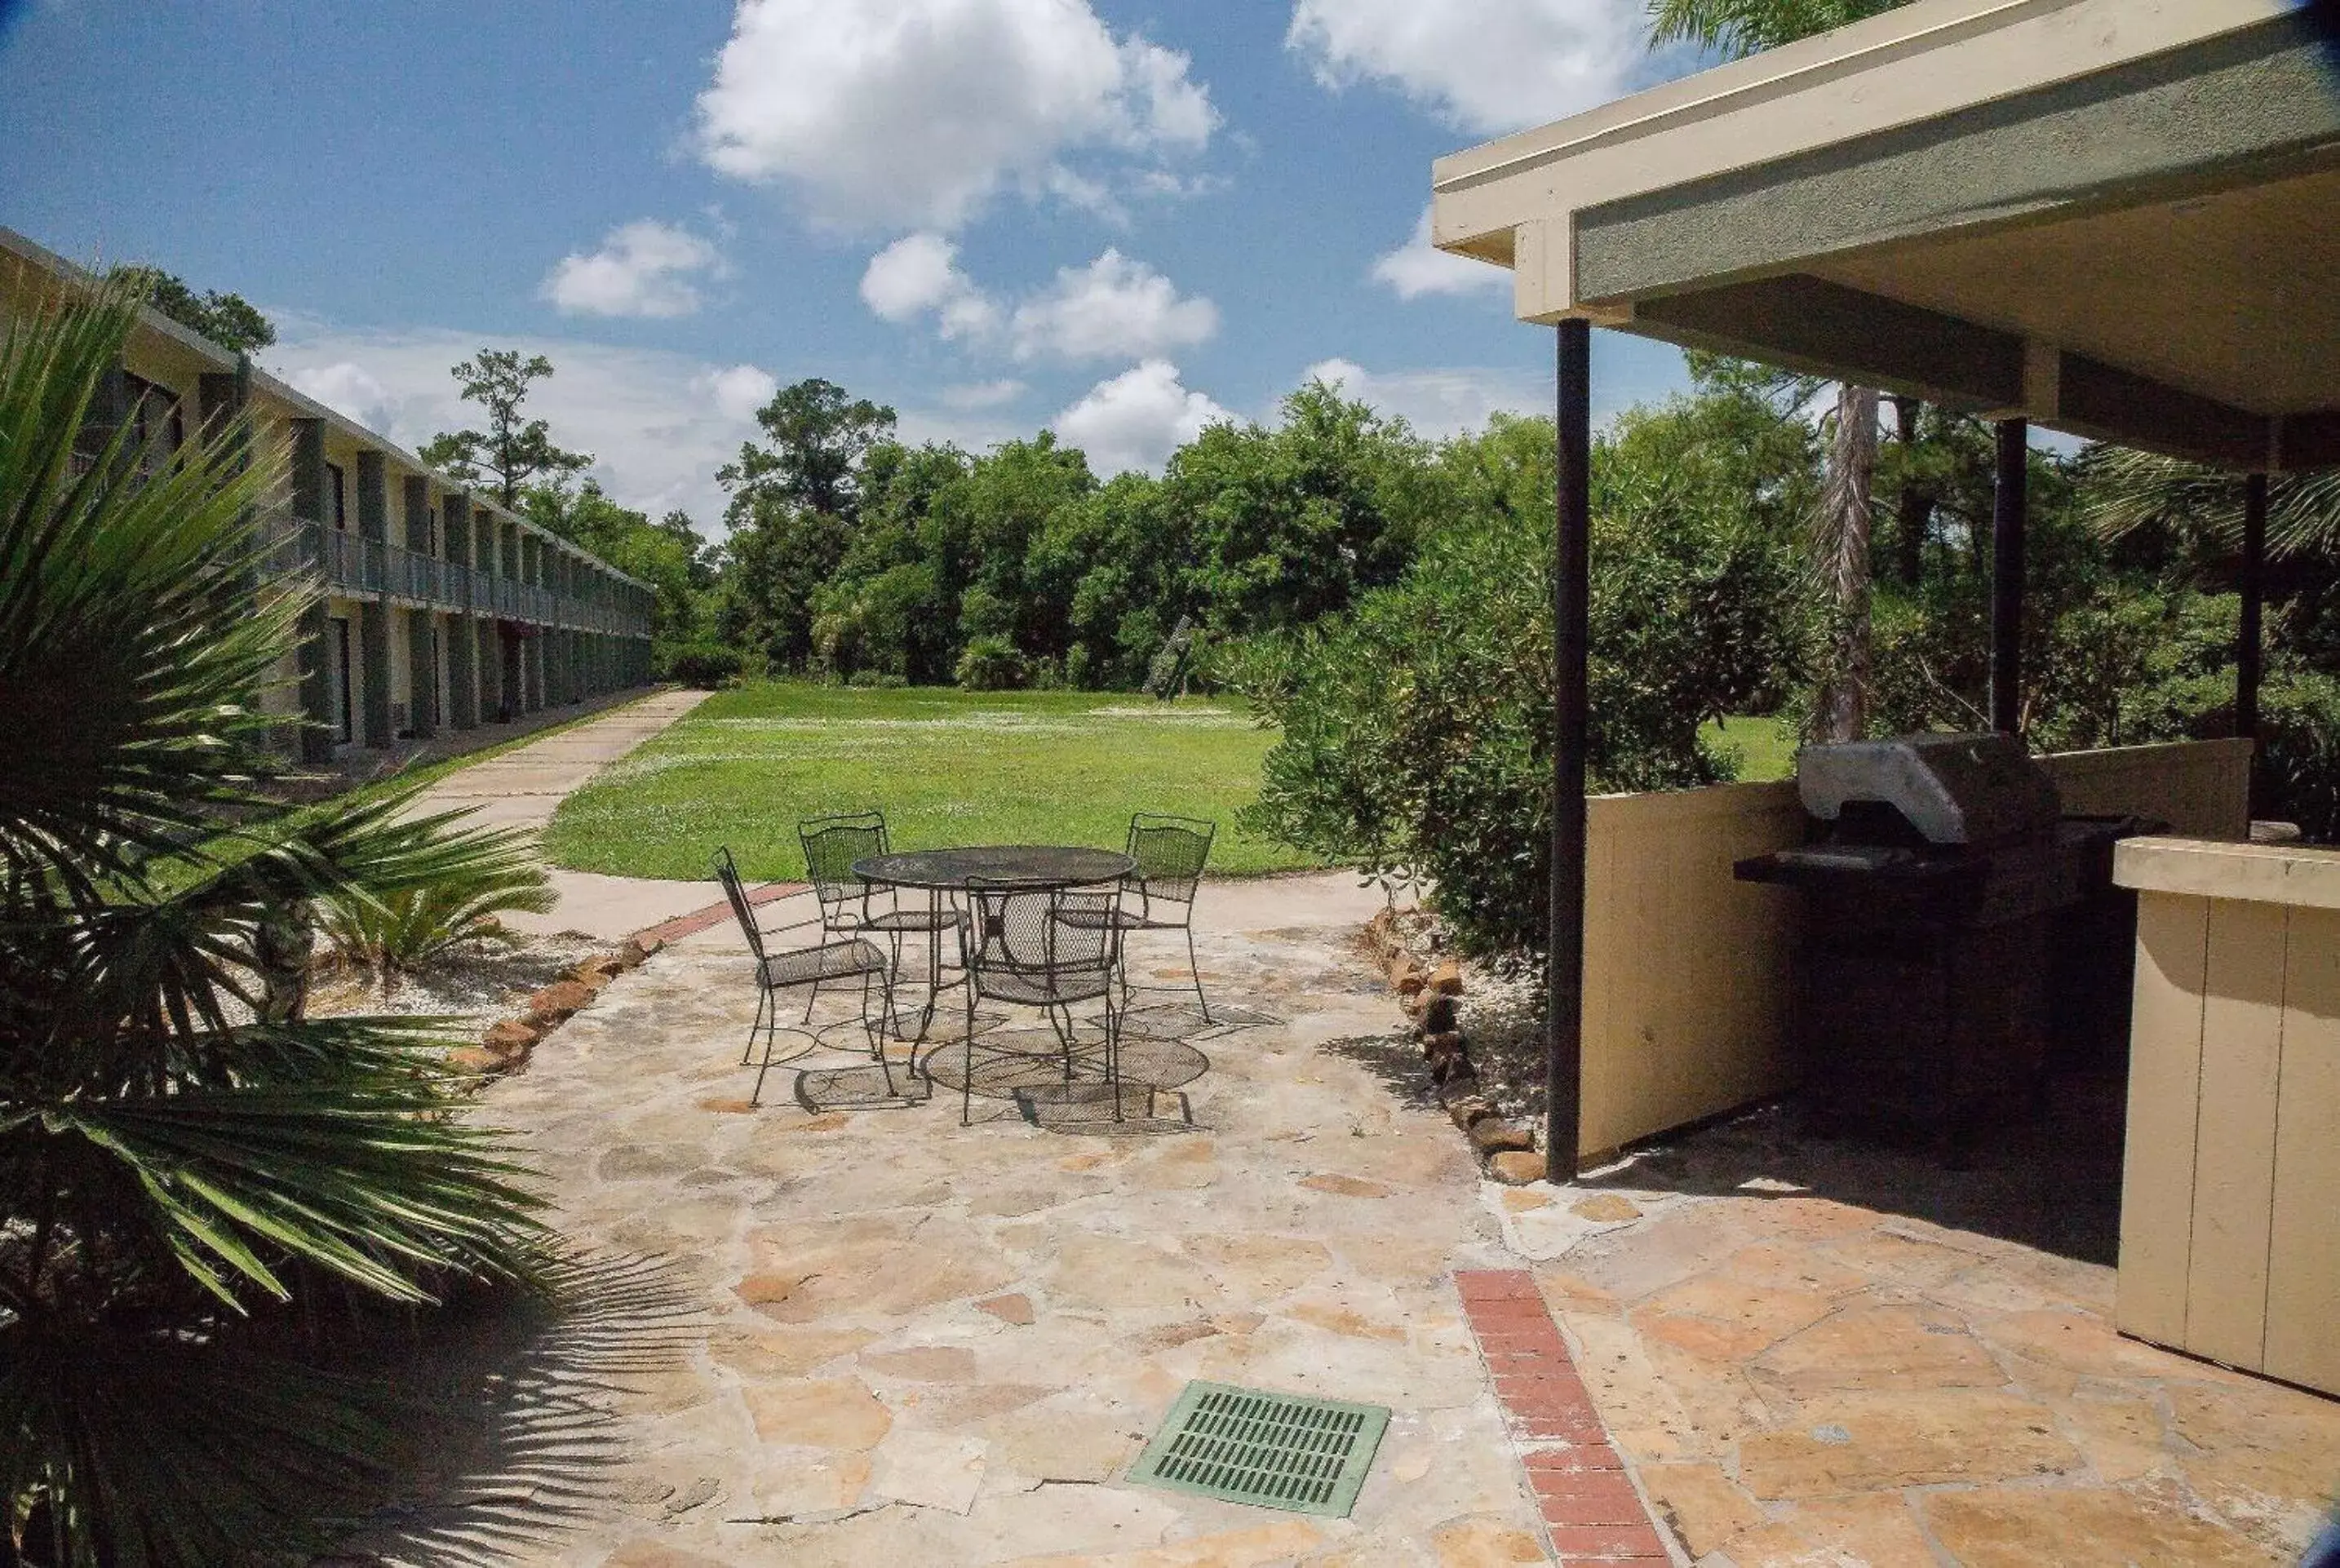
[1126, 1380, 1389, 1517]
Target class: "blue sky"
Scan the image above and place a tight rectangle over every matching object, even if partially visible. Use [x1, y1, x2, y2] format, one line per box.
[2, 0, 1698, 532]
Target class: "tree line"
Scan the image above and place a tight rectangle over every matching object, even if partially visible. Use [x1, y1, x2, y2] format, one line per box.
[126, 264, 2338, 865]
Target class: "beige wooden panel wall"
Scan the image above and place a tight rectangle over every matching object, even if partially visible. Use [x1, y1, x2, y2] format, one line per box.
[2041, 737, 2254, 839]
[1578, 778, 1805, 1160]
[1576, 739, 2254, 1164]
[2116, 893, 2340, 1397]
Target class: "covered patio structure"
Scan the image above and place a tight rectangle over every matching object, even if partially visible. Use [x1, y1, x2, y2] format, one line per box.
[1430, 0, 2338, 1389]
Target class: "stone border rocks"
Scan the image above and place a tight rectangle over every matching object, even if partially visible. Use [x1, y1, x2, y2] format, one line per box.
[447, 935, 664, 1082]
[443, 879, 806, 1086]
[1363, 909, 1548, 1185]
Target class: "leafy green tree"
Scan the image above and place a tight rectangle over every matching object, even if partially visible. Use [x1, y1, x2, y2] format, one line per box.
[108, 266, 277, 353]
[814, 441, 973, 680]
[1242, 404, 1807, 955]
[1648, 0, 1904, 54]
[1030, 472, 1184, 687]
[1651, 1, 1914, 740]
[719, 378, 897, 521]
[1163, 382, 1434, 636]
[714, 379, 898, 671]
[1, 275, 547, 1561]
[419, 349, 591, 509]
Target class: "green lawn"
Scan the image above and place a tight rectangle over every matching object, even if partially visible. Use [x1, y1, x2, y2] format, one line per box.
[542, 681, 1323, 881]
[1701, 712, 1801, 782]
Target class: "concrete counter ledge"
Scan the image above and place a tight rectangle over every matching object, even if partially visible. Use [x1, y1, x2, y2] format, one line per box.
[2115, 834, 2340, 910]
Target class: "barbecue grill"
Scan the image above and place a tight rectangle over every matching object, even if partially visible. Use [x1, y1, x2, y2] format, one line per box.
[1735, 733, 2155, 1152]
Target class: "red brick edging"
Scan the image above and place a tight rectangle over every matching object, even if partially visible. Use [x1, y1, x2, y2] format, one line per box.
[632, 880, 809, 946]
[1456, 1269, 1674, 1565]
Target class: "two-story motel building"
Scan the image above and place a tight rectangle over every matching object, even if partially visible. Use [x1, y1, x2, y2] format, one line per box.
[3, 224, 656, 764]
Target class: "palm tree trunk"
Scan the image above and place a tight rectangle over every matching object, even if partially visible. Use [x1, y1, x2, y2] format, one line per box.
[1814, 383, 1880, 743]
[1890, 394, 1930, 586]
[255, 899, 313, 1024]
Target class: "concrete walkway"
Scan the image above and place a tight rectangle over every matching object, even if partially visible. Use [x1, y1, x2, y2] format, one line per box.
[408, 687, 720, 941]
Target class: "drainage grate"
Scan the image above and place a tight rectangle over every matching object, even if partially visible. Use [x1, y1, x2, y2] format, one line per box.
[1127, 1380, 1389, 1517]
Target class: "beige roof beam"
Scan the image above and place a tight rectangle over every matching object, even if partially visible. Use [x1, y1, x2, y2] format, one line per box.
[1629, 274, 2275, 467]
[1429, 0, 2335, 471]
[1567, 17, 2339, 309]
[1432, 0, 2297, 293]
[1631, 275, 2024, 409]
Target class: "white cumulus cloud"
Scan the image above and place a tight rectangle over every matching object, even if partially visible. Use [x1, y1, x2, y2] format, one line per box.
[1053, 359, 1231, 476]
[265, 321, 789, 532]
[859, 233, 999, 340]
[1287, 0, 1644, 135]
[861, 241, 1217, 365]
[698, 363, 780, 423]
[1372, 204, 1510, 300]
[285, 361, 397, 435]
[1009, 248, 1217, 364]
[941, 379, 1027, 410]
[695, 0, 1218, 232]
[541, 220, 726, 319]
[1302, 357, 1545, 439]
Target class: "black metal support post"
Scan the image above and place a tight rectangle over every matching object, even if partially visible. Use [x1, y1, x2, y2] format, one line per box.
[1989, 419, 2028, 735]
[2238, 471, 2268, 817]
[1546, 319, 1591, 1185]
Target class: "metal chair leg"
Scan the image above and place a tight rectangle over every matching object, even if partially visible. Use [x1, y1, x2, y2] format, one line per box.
[960, 983, 978, 1126]
[866, 962, 902, 1099]
[750, 988, 781, 1106]
[1104, 986, 1124, 1123]
[743, 984, 768, 1065]
[1184, 925, 1213, 1022]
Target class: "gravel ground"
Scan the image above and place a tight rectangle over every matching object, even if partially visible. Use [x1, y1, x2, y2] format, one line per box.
[305, 928, 606, 1032]
[1454, 958, 1547, 1129]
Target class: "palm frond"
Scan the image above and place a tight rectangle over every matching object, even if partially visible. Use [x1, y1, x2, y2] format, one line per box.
[2076, 443, 2340, 560]
[0, 277, 296, 909]
[1648, 0, 1907, 58]
[0, 1317, 410, 1568]
[51, 1083, 543, 1308]
[1, 265, 563, 1561]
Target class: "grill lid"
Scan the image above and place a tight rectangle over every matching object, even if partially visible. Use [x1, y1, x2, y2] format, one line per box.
[1797, 732, 2060, 847]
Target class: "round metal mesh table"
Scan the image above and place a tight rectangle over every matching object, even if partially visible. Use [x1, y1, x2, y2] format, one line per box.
[852, 844, 1134, 890]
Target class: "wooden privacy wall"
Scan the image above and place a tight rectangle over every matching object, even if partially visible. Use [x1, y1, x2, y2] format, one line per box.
[2118, 882, 2340, 1397]
[1576, 738, 2254, 1162]
[2041, 737, 2253, 839]
[1578, 778, 1806, 1161]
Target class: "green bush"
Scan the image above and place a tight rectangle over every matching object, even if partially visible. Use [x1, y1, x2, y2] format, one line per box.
[1239, 424, 1805, 955]
[659, 640, 745, 688]
[955, 634, 1027, 691]
[846, 667, 908, 689]
[2260, 672, 2340, 843]
[317, 838, 557, 988]
[2, 276, 547, 1559]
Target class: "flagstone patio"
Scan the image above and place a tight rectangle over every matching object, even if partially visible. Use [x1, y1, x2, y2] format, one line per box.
[340, 873, 2339, 1567]
[1495, 1097, 2340, 1566]
[374, 874, 1563, 1566]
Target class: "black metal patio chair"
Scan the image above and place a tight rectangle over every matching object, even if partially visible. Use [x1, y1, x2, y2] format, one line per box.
[1061, 812, 1217, 1023]
[799, 809, 964, 1025]
[713, 845, 897, 1106]
[937, 877, 1127, 1126]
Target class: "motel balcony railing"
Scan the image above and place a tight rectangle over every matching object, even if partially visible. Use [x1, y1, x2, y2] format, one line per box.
[256, 512, 652, 637]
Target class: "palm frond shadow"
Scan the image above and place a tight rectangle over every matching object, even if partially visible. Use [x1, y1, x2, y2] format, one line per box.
[316, 1248, 702, 1566]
